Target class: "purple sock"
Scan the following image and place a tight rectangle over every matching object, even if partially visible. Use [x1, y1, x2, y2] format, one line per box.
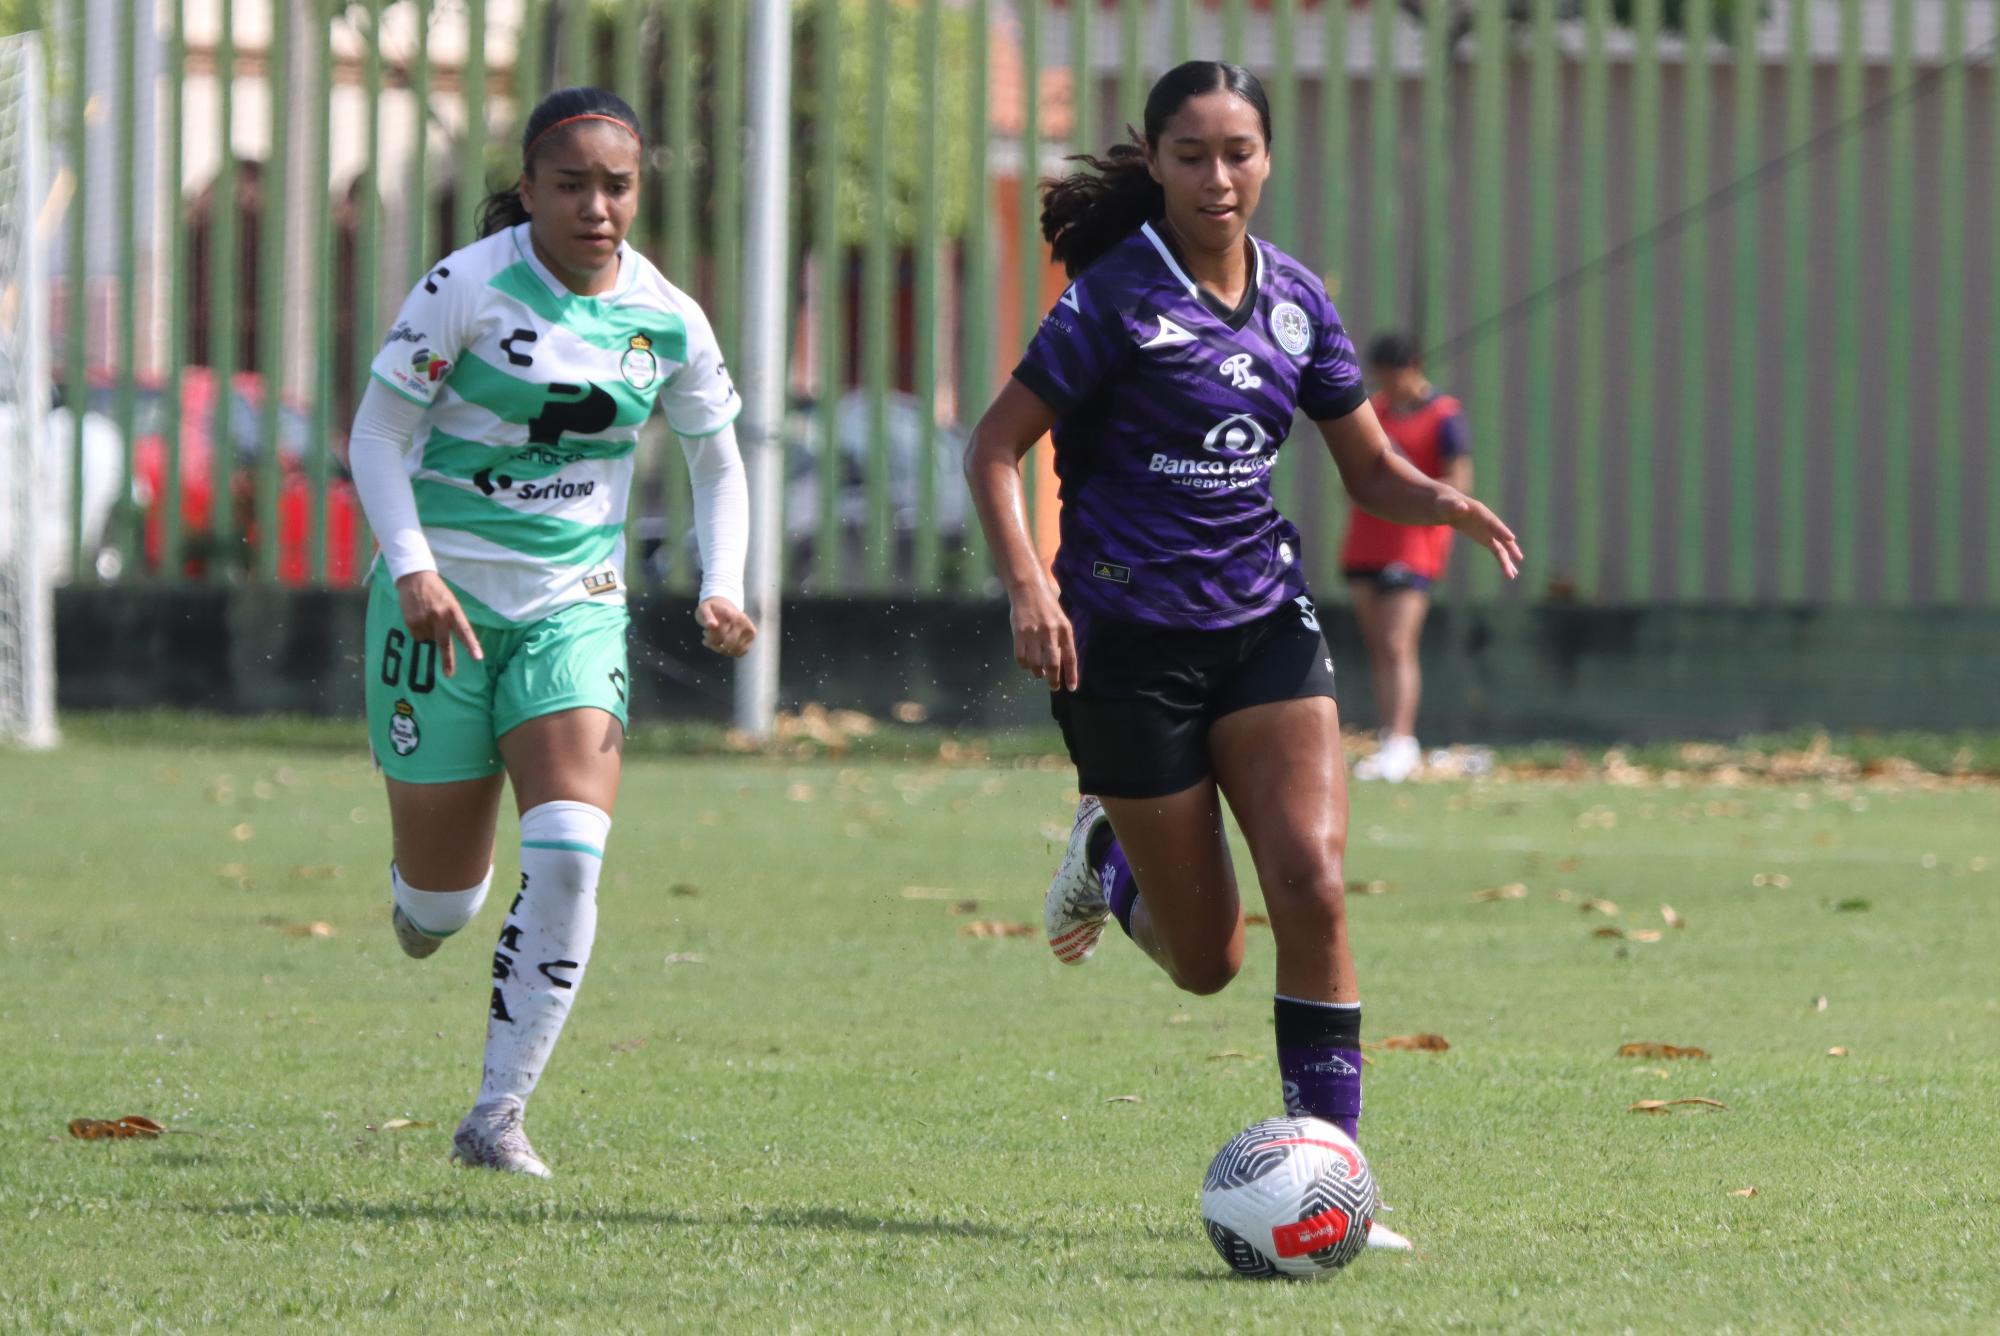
[1094, 832, 1140, 937]
[1274, 995, 1363, 1140]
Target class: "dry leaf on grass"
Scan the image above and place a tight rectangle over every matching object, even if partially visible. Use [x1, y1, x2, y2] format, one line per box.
[959, 921, 1034, 939]
[1730, 1187, 1758, 1198]
[1579, 898, 1620, 916]
[1661, 904, 1685, 930]
[67, 1115, 164, 1140]
[1207, 1050, 1256, 1061]
[1103, 1095, 1142, 1104]
[290, 864, 345, 881]
[1242, 913, 1270, 928]
[1627, 928, 1664, 943]
[1751, 872, 1793, 888]
[1380, 1034, 1450, 1052]
[1593, 925, 1626, 939]
[609, 1036, 649, 1053]
[670, 883, 701, 898]
[1826, 1046, 1850, 1057]
[368, 1118, 433, 1133]
[663, 952, 706, 965]
[282, 921, 334, 939]
[1618, 1043, 1710, 1060]
[1474, 883, 1528, 902]
[1165, 1014, 1193, 1025]
[1628, 1098, 1729, 1114]
[230, 823, 255, 842]
[1813, 995, 1830, 1012]
[1353, 880, 1395, 896]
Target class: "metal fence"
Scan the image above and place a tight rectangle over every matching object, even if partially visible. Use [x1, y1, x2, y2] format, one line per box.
[44, 0, 2000, 603]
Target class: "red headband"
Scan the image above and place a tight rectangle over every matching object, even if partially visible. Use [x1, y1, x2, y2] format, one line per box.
[525, 112, 642, 161]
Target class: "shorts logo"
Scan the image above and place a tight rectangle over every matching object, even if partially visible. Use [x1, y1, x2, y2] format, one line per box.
[608, 667, 628, 703]
[621, 333, 659, 389]
[1295, 594, 1320, 632]
[388, 698, 421, 756]
[1218, 353, 1262, 390]
[1270, 302, 1313, 356]
[1091, 561, 1131, 584]
[582, 570, 619, 595]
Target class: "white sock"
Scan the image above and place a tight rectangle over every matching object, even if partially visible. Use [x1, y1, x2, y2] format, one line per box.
[392, 864, 492, 938]
[477, 801, 610, 1108]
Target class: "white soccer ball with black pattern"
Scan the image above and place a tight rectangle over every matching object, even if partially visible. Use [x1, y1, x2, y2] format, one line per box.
[1199, 1115, 1378, 1278]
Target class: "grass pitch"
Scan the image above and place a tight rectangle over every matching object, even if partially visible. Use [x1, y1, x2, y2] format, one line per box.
[2, 724, 1997, 1332]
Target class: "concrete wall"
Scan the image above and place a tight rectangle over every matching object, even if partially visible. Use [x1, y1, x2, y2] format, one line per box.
[53, 587, 2000, 742]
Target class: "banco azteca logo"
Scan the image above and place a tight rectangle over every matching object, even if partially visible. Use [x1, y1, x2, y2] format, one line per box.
[1201, 412, 1269, 456]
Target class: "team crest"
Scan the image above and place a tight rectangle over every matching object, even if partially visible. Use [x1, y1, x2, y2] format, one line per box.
[621, 333, 659, 389]
[1270, 302, 1313, 357]
[388, 698, 421, 756]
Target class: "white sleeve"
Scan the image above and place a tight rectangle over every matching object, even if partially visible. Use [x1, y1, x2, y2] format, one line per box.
[348, 379, 436, 580]
[658, 299, 744, 438]
[680, 422, 749, 608]
[368, 258, 474, 408]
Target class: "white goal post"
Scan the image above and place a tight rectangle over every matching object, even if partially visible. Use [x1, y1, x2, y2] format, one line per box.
[0, 33, 58, 750]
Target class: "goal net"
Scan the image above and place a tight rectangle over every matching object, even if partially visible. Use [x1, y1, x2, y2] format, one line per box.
[0, 33, 57, 749]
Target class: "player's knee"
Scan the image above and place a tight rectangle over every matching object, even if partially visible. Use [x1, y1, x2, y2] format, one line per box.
[1264, 863, 1349, 935]
[1170, 941, 1243, 996]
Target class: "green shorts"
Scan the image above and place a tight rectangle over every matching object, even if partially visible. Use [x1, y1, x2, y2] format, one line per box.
[363, 571, 631, 784]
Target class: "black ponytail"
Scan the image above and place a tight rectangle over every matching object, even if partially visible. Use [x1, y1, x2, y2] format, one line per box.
[1040, 61, 1273, 278]
[477, 85, 644, 238]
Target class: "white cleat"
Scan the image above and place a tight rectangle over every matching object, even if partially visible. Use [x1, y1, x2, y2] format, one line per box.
[391, 904, 447, 959]
[1355, 734, 1421, 784]
[451, 1097, 553, 1179]
[1045, 796, 1111, 965]
[1366, 1221, 1414, 1251]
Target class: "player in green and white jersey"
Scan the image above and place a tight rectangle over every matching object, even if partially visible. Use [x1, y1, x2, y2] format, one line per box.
[340, 87, 755, 1177]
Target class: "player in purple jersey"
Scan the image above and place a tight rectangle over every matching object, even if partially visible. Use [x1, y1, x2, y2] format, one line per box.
[964, 61, 1522, 1249]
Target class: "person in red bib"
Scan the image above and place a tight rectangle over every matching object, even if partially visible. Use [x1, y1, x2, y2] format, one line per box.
[1340, 333, 1472, 782]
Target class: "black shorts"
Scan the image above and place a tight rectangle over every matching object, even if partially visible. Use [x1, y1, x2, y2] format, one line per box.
[1343, 563, 1434, 594]
[1051, 595, 1338, 800]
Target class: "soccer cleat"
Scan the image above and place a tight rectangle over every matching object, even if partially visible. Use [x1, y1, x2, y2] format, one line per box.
[391, 904, 448, 959]
[1366, 1221, 1414, 1251]
[1044, 796, 1111, 965]
[1355, 734, 1421, 784]
[451, 1096, 553, 1179]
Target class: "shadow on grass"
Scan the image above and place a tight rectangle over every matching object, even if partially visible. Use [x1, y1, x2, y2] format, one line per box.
[185, 1198, 1018, 1239]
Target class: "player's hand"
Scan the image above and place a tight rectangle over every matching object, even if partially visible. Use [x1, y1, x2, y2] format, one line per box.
[395, 570, 484, 677]
[1009, 579, 1079, 692]
[1437, 490, 1524, 581]
[696, 597, 757, 658]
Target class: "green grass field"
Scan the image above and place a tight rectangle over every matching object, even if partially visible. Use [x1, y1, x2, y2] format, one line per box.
[3, 725, 1997, 1332]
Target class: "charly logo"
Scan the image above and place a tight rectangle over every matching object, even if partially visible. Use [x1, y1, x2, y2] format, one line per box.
[1270, 301, 1313, 356]
[389, 698, 421, 756]
[1218, 353, 1262, 390]
[621, 333, 659, 389]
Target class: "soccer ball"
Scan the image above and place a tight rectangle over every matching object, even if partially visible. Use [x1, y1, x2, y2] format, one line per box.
[1200, 1115, 1378, 1278]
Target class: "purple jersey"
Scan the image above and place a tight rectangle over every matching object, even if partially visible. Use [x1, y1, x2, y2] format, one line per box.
[1012, 222, 1366, 629]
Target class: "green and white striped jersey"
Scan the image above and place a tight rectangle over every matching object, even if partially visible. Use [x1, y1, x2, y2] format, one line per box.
[369, 223, 740, 627]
